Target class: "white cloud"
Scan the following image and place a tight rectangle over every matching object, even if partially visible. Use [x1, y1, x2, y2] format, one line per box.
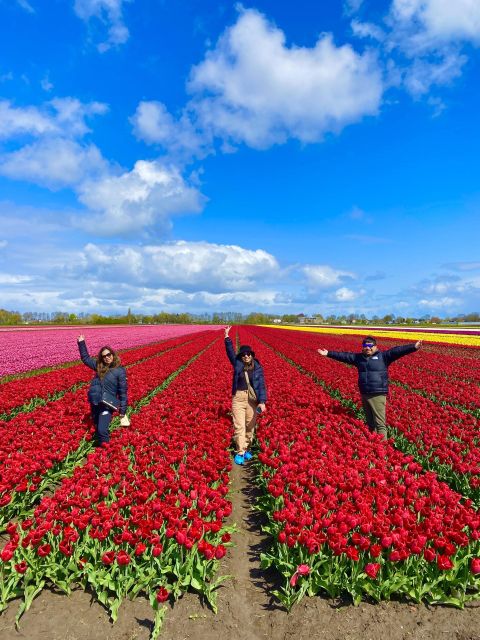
[74, 0, 130, 51]
[418, 296, 459, 308]
[0, 138, 108, 189]
[344, 0, 365, 15]
[303, 264, 355, 289]
[0, 101, 56, 138]
[0, 273, 34, 284]
[392, 0, 480, 45]
[334, 286, 362, 301]
[346, 1, 480, 101]
[76, 161, 206, 235]
[186, 8, 383, 148]
[131, 101, 205, 155]
[79, 240, 280, 291]
[403, 52, 466, 96]
[351, 19, 385, 42]
[0, 98, 108, 140]
[50, 98, 108, 136]
[41, 74, 54, 92]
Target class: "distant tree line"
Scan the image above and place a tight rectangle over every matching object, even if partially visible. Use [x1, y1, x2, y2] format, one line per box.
[0, 307, 479, 326]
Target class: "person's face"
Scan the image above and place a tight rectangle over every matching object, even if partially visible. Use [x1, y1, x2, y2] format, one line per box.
[362, 342, 377, 355]
[101, 350, 114, 363]
[241, 352, 253, 363]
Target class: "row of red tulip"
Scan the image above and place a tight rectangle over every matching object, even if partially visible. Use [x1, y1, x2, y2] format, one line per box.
[0, 333, 207, 418]
[0, 332, 217, 529]
[261, 327, 480, 408]
[0, 333, 233, 632]
[238, 329, 480, 609]
[248, 327, 480, 502]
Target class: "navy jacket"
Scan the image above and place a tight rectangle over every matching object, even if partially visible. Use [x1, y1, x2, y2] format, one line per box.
[327, 344, 417, 395]
[78, 340, 128, 414]
[225, 338, 267, 403]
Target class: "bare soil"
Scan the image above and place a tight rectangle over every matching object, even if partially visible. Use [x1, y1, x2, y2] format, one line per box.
[2, 464, 480, 640]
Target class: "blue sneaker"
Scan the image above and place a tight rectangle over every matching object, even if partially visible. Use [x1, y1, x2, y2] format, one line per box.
[234, 453, 245, 465]
[244, 451, 253, 461]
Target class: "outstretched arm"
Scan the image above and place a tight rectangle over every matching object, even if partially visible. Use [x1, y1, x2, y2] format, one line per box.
[322, 350, 357, 365]
[383, 343, 419, 365]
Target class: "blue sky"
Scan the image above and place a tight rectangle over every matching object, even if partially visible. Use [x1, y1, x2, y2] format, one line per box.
[0, 0, 479, 317]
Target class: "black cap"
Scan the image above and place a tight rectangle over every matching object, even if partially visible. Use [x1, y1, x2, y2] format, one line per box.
[238, 345, 255, 357]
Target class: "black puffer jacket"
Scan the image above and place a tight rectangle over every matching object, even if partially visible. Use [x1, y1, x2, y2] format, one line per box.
[327, 344, 417, 394]
[225, 338, 267, 403]
[78, 340, 128, 413]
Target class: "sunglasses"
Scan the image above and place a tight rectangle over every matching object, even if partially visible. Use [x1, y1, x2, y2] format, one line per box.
[101, 352, 113, 358]
[362, 343, 375, 348]
[241, 352, 252, 357]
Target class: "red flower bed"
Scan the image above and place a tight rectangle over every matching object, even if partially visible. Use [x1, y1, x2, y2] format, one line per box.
[0, 332, 216, 528]
[238, 329, 480, 609]
[0, 333, 233, 629]
[248, 327, 480, 501]
[0, 333, 208, 418]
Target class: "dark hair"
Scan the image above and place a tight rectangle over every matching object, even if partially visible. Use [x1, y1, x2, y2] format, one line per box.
[362, 335, 377, 345]
[96, 345, 121, 379]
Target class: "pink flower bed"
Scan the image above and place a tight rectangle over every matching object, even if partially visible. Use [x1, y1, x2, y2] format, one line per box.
[0, 325, 220, 377]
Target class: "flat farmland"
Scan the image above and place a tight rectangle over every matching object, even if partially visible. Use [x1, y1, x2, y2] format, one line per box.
[2, 325, 480, 640]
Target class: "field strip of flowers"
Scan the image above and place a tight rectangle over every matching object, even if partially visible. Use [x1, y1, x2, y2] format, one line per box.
[235, 329, 480, 611]
[0, 333, 207, 421]
[0, 325, 220, 378]
[0, 332, 218, 530]
[0, 334, 233, 639]
[260, 326, 480, 388]
[249, 327, 480, 415]
[247, 327, 480, 505]
[264, 324, 480, 347]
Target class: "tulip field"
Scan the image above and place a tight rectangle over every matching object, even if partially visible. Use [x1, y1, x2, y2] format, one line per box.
[2, 324, 480, 639]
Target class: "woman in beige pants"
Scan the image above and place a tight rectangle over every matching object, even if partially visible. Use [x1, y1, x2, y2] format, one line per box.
[224, 326, 267, 465]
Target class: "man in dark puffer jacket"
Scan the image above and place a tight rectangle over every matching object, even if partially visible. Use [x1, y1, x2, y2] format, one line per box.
[318, 335, 421, 438]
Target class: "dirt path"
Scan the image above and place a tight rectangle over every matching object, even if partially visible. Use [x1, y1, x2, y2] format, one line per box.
[3, 461, 480, 640]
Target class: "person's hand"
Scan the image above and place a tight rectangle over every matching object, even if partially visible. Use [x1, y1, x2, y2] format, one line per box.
[78, 334, 85, 342]
[257, 403, 266, 414]
[317, 348, 328, 356]
[224, 325, 231, 338]
[415, 340, 422, 349]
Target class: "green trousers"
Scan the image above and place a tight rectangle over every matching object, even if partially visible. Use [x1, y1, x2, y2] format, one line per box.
[361, 393, 387, 438]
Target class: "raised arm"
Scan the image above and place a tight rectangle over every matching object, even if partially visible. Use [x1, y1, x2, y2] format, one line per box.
[77, 336, 97, 371]
[224, 326, 236, 366]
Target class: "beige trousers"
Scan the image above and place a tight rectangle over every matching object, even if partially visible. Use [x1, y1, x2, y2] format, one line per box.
[232, 390, 257, 454]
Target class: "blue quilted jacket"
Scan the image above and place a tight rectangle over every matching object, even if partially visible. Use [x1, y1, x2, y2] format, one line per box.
[327, 344, 417, 394]
[225, 338, 267, 403]
[78, 340, 128, 414]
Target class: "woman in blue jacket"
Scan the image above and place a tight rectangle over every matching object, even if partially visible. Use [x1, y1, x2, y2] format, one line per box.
[77, 335, 128, 445]
[224, 326, 267, 465]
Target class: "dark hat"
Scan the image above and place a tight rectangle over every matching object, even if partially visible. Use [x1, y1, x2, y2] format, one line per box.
[238, 345, 255, 357]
